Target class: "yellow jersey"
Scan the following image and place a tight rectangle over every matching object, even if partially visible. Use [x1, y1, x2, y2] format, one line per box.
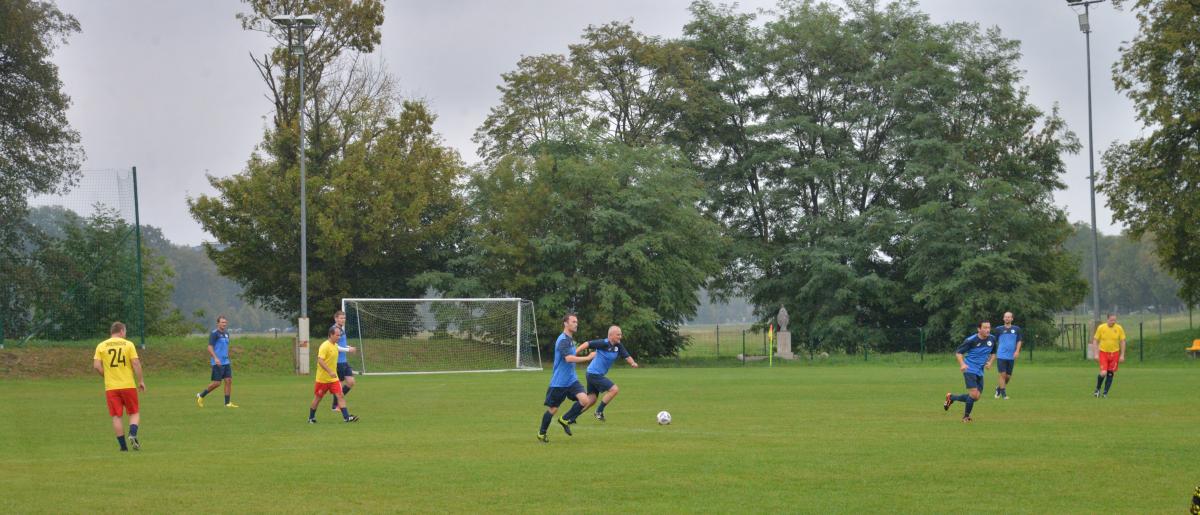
[315, 340, 339, 384]
[1093, 323, 1126, 353]
[93, 337, 139, 391]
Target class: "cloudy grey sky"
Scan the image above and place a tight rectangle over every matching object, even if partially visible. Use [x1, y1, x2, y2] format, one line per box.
[50, 0, 1141, 246]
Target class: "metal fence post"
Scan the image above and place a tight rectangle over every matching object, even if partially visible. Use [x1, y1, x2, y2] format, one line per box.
[715, 324, 720, 359]
[1139, 322, 1144, 363]
[919, 327, 925, 362]
[742, 330, 746, 366]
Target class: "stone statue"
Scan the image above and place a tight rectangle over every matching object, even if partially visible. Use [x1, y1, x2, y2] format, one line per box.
[775, 306, 793, 359]
[777, 306, 789, 332]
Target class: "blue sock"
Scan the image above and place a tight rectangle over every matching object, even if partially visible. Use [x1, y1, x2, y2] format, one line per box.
[224, 395, 230, 405]
[1103, 372, 1114, 394]
[309, 408, 316, 420]
[597, 401, 607, 414]
[199, 390, 209, 398]
[952, 393, 970, 402]
[130, 424, 138, 437]
[117, 435, 127, 451]
[342, 386, 352, 396]
[539, 411, 553, 434]
[563, 402, 583, 422]
[340, 407, 350, 420]
[1095, 374, 1104, 391]
[964, 399, 974, 417]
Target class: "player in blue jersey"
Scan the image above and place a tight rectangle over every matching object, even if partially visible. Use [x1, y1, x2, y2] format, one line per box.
[570, 325, 638, 422]
[536, 313, 596, 443]
[993, 311, 1023, 400]
[943, 320, 997, 422]
[329, 310, 358, 411]
[196, 315, 237, 408]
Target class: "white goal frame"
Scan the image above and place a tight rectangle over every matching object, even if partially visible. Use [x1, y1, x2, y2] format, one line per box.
[340, 297, 542, 375]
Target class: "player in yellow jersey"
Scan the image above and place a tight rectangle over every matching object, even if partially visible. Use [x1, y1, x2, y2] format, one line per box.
[92, 322, 146, 451]
[1091, 313, 1126, 398]
[308, 325, 358, 423]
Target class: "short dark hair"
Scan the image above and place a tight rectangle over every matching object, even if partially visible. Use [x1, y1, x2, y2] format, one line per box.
[110, 321, 126, 335]
[978, 320, 991, 328]
[216, 315, 228, 323]
[562, 313, 577, 324]
[1106, 313, 1116, 318]
[329, 325, 341, 337]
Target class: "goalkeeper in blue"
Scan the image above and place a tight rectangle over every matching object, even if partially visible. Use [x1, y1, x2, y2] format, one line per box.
[570, 325, 638, 422]
[537, 313, 596, 443]
[943, 320, 997, 423]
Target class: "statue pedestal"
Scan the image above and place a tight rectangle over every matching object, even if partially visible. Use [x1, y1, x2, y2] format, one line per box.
[776, 330, 794, 359]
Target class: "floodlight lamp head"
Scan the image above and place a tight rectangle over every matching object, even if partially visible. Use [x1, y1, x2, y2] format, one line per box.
[294, 14, 318, 27]
[1078, 12, 1090, 32]
[270, 14, 296, 27]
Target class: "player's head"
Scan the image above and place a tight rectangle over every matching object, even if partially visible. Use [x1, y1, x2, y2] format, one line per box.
[1003, 312, 1013, 324]
[977, 320, 991, 337]
[217, 315, 228, 330]
[562, 313, 578, 334]
[110, 321, 126, 337]
[334, 310, 346, 325]
[328, 325, 341, 340]
[608, 325, 622, 343]
[1106, 313, 1116, 326]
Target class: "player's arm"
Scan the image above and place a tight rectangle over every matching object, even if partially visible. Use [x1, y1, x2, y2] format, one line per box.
[93, 358, 104, 377]
[318, 355, 337, 377]
[985, 345, 996, 369]
[132, 358, 145, 391]
[565, 352, 596, 363]
[1119, 329, 1127, 362]
[625, 356, 639, 368]
[575, 342, 591, 354]
[337, 344, 357, 353]
[208, 332, 221, 365]
[1014, 329, 1023, 359]
[954, 340, 969, 371]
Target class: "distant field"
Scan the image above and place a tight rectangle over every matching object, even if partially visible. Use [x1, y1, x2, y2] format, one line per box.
[1, 360, 1197, 512]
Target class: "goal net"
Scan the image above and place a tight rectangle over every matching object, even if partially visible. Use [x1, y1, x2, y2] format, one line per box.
[341, 298, 541, 375]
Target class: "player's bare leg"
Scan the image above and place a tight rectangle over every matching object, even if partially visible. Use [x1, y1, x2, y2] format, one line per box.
[223, 378, 238, 407]
[111, 416, 124, 437]
[595, 385, 620, 421]
[333, 375, 356, 410]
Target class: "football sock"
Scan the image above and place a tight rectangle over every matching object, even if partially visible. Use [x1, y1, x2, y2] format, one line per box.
[952, 393, 970, 402]
[309, 408, 316, 420]
[964, 399, 974, 416]
[224, 395, 230, 405]
[199, 390, 209, 398]
[117, 435, 127, 451]
[597, 401, 607, 414]
[1103, 372, 1114, 394]
[539, 411, 553, 434]
[130, 424, 138, 437]
[342, 386, 352, 396]
[1095, 374, 1104, 391]
[340, 407, 350, 420]
[563, 402, 583, 422]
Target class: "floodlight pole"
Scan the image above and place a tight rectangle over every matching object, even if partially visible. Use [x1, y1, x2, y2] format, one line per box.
[1070, 0, 1105, 334]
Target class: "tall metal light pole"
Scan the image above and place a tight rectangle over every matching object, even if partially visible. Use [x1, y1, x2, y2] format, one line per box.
[271, 13, 318, 373]
[1068, 0, 1104, 343]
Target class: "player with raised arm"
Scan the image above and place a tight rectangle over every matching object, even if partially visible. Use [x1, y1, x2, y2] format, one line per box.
[329, 310, 357, 411]
[196, 315, 237, 408]
[536, 313, 596, 443]
[943, 320, 997, 423]
[994, 312, 1022, 400]
[92, 322, 146, 451]
[308, 325, 359, 423]
[572, 325, 638, 422]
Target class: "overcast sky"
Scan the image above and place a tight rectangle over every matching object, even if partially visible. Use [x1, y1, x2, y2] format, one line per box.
[50, 0, 1141, 246]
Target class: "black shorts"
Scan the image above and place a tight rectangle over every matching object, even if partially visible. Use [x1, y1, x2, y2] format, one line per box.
[996, 359, 1015, 375]
[544, 381, 585, 407]
[586, 373, 614, 395]
[336, 362, 354, 381]
[210, 364, 232, 381]
[963, 372, 984, 391]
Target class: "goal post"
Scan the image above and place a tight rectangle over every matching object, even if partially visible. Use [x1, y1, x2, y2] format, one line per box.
[340, 298, 542, 375]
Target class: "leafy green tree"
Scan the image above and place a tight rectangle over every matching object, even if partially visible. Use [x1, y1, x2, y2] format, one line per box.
[1101, 0, 1200, 308]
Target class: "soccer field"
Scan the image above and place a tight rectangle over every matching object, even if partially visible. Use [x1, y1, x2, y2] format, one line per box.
[2, 365, 1197, 513]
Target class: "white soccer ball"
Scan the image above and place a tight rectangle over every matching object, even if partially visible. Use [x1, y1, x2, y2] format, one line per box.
[656, 410, 672, 425]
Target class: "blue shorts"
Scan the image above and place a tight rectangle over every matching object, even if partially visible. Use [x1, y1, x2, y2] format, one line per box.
[336, 362, 354, 381]
[963, 372, 984, 391]
[996, 359, 1015, 375]
[210, 364, 232, 381]
[586, 373, 614, 395]
[544, 381, 585, 407]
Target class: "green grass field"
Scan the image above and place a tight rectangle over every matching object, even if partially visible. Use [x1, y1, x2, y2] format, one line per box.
[3, 353, 1199, 513]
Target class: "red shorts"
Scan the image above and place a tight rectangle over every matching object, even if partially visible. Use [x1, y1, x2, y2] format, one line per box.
[314, 381, 343, 398]
[105, 388, 139, 417]
[1098, 350, 1121, 372]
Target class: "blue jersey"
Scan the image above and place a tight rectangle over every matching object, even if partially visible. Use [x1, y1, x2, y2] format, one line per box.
[549, 333, 580, 388]
[956, 333, 997, 375]
[209, 329, 230, 365]
[585, 339, 631, 376]
[330, 324, 349, 363]
[996, 324, 1022, 360]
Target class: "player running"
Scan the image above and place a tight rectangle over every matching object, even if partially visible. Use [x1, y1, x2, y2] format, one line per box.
[536, 313, 596, 443]
[572, 325, 638, 422]
[1092, 313, 1126, 398]
[92, 322, 146, 451]
[943, 320, 997, 422]
[994, 312, 1022, 399]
